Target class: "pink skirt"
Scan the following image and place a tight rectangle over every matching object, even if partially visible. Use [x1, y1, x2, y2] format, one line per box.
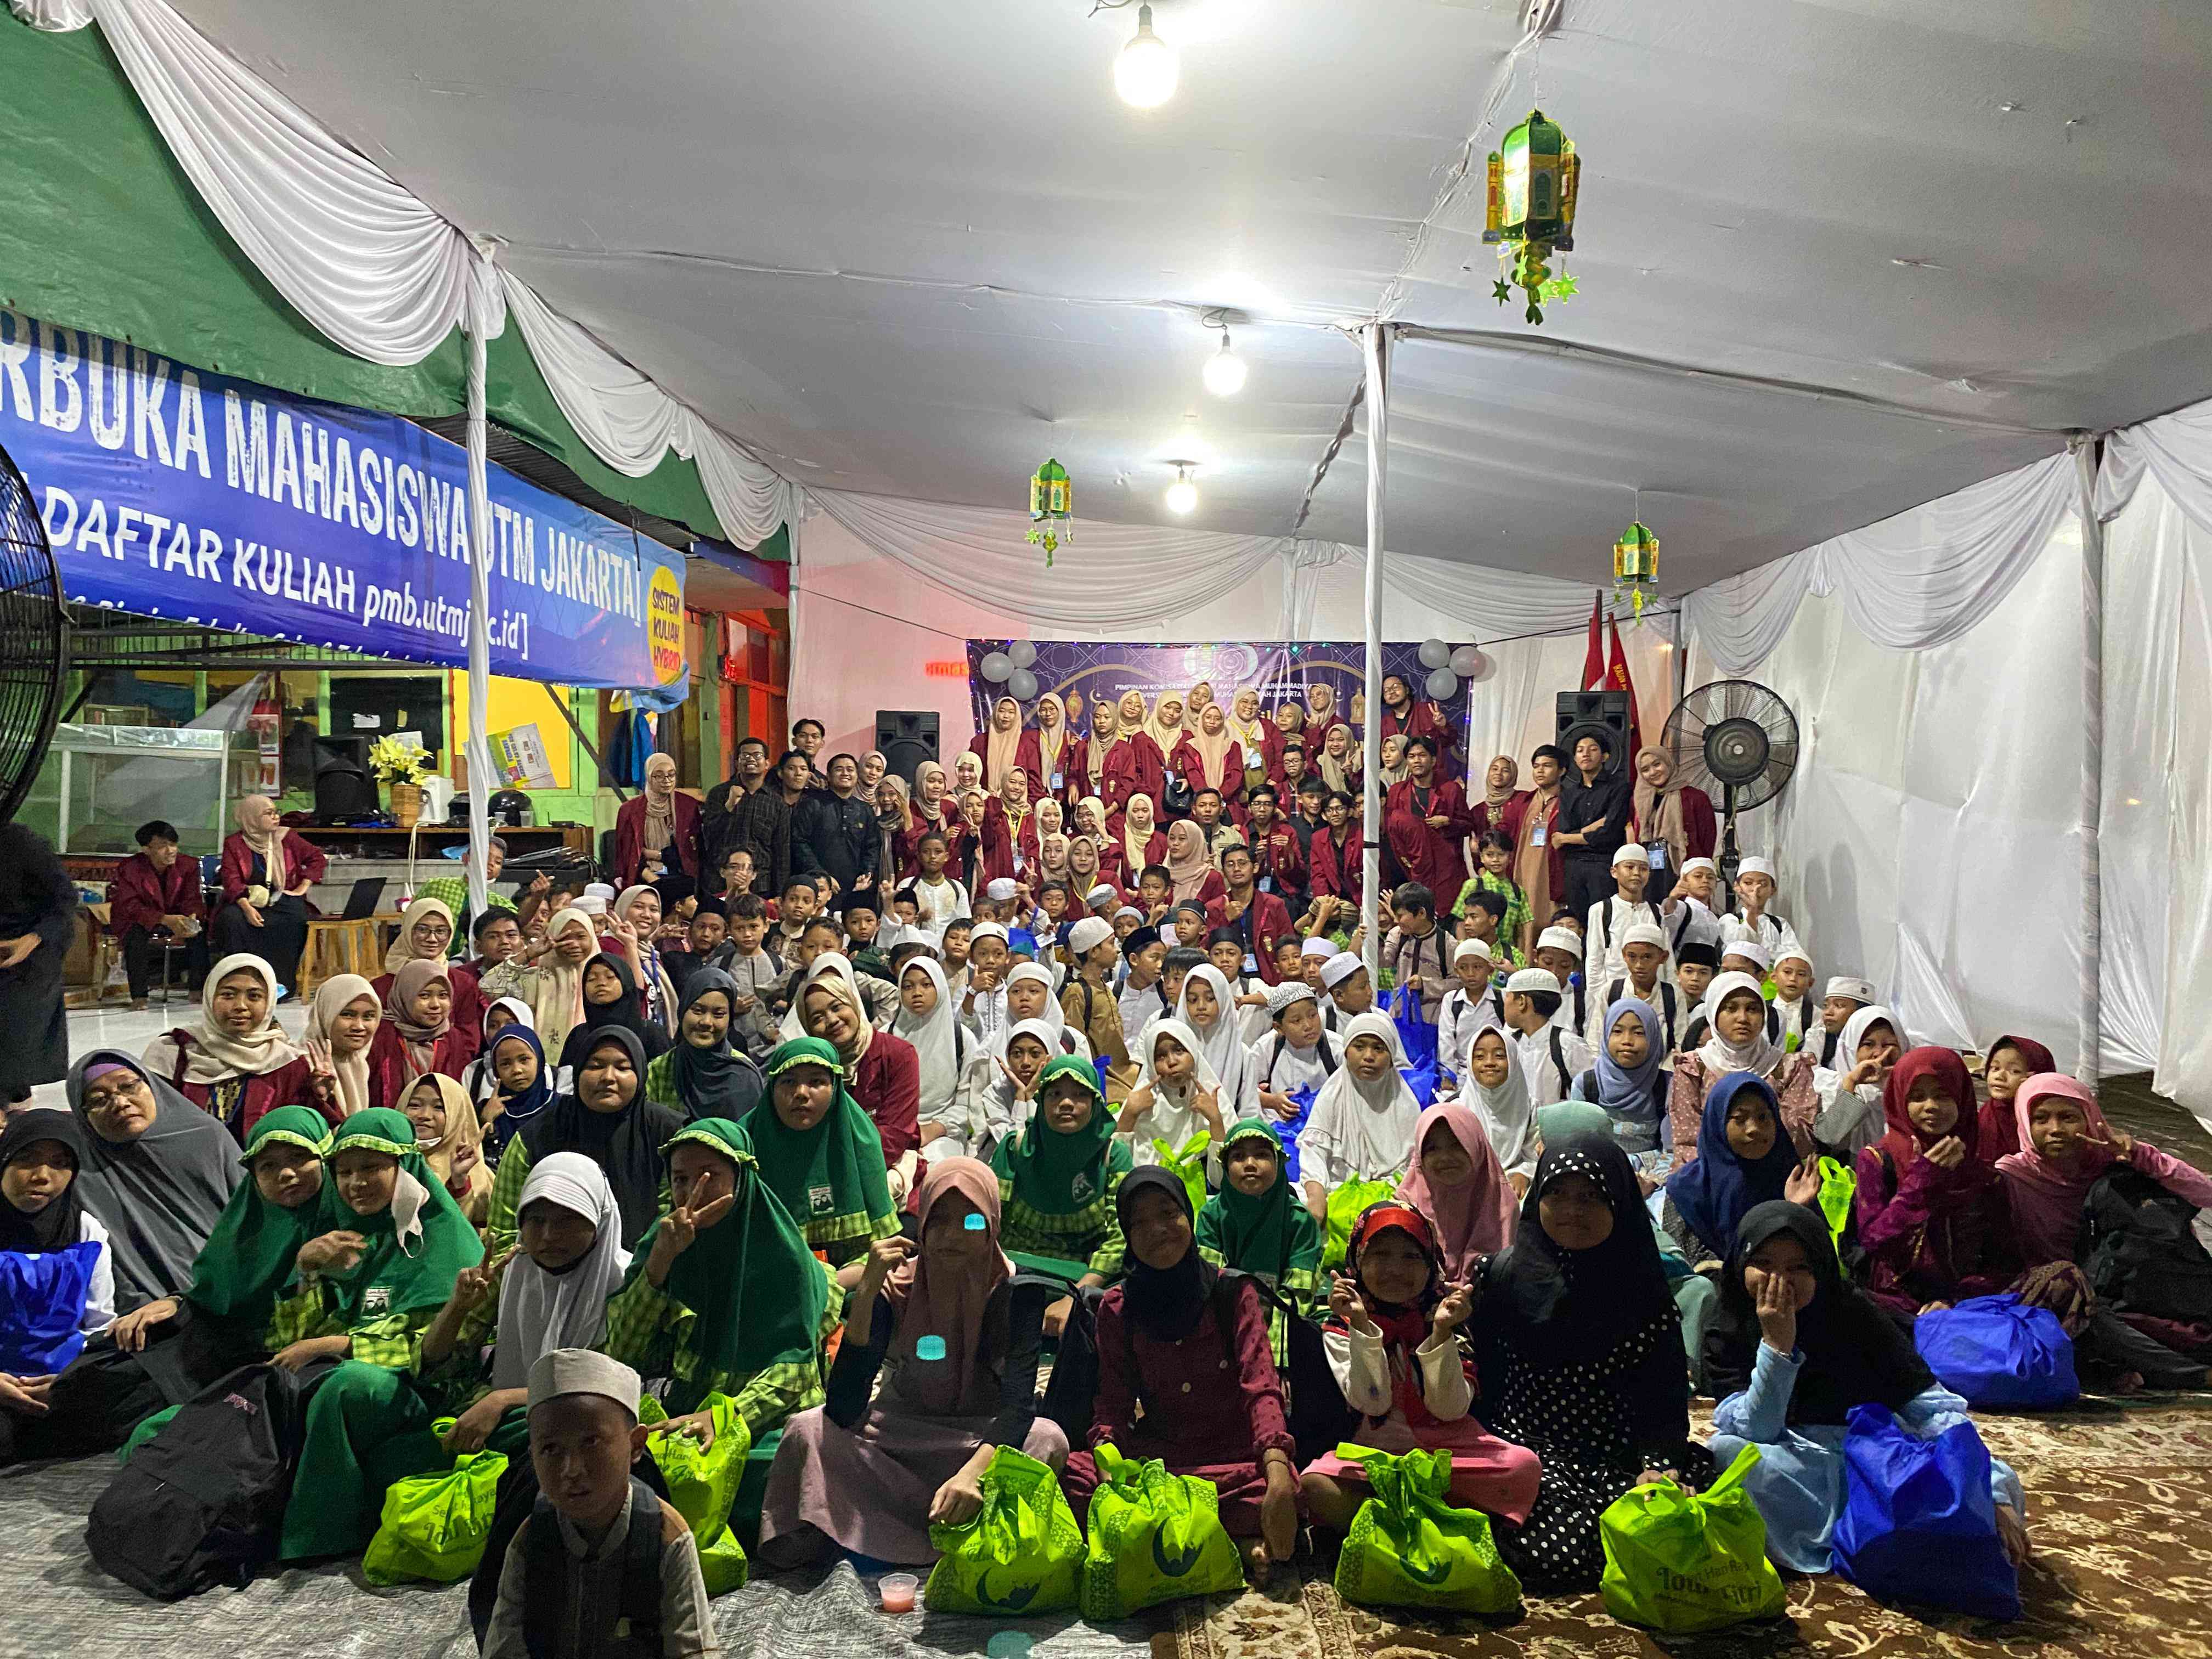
[758, 1403, 1069, 1567]
[1301, 1416, 1542, 1525]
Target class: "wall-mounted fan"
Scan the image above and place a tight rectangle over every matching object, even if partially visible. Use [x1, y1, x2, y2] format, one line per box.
[0, 441, 65, 823]
[1660, 678, 1799, 887]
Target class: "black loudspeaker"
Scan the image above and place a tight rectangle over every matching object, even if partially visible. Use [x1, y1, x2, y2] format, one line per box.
[311, 736, 378, 821]
[1555, 690, 1630, 774]
[875, 710, 941, 788]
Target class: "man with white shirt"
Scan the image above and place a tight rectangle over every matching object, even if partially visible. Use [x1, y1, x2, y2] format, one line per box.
[1499, 967, 1594, 1106]
[1584, 844, 1666, 987]
[1531, 926, 1588, 1038]
[1661, 856, 1726, 958]
[1719, 855, 1802, 958]
[1585, 921, 1683, 1057]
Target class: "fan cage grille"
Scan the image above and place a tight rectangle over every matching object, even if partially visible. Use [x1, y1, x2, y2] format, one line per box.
[0, 442, 64, 825]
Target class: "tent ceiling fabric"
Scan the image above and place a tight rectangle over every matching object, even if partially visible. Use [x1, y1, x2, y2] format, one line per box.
[165, 0, 2212, 590]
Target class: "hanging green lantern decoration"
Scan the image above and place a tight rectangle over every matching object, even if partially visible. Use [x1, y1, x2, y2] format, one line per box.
[1612, 520, 1660, 618]
[1483, 108, 1580, 325]
[1027, 457, 1072, 566]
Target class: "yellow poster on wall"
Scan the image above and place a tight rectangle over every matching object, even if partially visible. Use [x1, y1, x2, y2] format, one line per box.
[448, 673, 574, 791]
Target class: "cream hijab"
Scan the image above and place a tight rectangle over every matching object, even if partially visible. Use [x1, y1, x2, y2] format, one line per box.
[1121, 794, 1159, 872]
[382, 896, 456, 975]
[1188, 703, 1237, 791]
[1087, 701, 1120, 787]
[527, 907, 599, 1059]
[1115, 690, 1151, 749]
[984, 696, 1023, 791]
[305, 972, 380, 1118]
[1697, 970, 1786, 1079]
[143, 953, 300, 1088]
[1463, 1025, 1538, 1177]
[1034, 693, 1070, 786]
[1145, 692, 1188, 757]
[1226, 687, 1267, 752]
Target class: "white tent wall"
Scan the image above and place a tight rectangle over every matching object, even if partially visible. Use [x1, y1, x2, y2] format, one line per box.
[2100, 473, 2212, 1120]
[1685, 517, 2090, 1064]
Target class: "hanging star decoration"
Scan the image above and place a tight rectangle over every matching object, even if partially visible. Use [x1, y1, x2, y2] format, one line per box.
[1026, 458, 1073, 567]
[1482, 109, 1581, 325]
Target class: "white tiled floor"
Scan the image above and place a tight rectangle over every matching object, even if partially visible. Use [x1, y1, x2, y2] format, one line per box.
[30, 1001, 312, 1112]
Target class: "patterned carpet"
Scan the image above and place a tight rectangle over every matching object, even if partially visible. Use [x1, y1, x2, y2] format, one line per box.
[5, 1401, 2207, 1657]
[1154, 1400, 2212, 1659]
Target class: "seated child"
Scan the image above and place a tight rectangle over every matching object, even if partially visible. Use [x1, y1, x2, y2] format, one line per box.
[1436, 939, 1501, 1097]
[759, 1159, 1069, 1568]
[1059, 1168, 1300, 1575]
[481, 1349, 714, 1659]
[1460, 1026, 1539, 1187]
[1571, 996, 1667, 1157]
[994, 1056, 1133, 1322]
[1663, 1073, 1820, 1267]
[1301, 1204, 1539, 1530]
[1811, 1004, 1899, 1163]
[1976, 1034, 2057, 1161]
[1117, 1019, 1230, 1177]
[1197, 1119, 1323, 1315]
[1396, 1103, 1519, 1271]
[0, 1113, 114, 1462]
[740, 1037, 898, 1267]
[1297, 1012, 1421, 1219]
[1703, 1201, 2028, 1573]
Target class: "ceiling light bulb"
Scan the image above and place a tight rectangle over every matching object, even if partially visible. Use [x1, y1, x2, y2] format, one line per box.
[1201, 328, 1247, 397]
[1115, 4, 1178, 109]
[1165, 467, 1198, 515]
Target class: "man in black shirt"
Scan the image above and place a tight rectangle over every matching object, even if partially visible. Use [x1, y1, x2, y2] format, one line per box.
[792, 751, 881, 899]
[1551, 730, 1634, 916]
[701, 736, 772, 884]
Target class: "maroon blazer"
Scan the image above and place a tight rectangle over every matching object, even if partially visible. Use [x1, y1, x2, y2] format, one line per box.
[109, 851, 205, 936]
[1238, 819, 1308, 896]
[1167, 735, 1246, 804]
[850, 1033, 922, 1169]
[1307, 826, 1364, 909]
[216, 831, 326, 919]
[1015, 729, 1088, 807]
[1384, 777, 1475, 900]
[613, 791, 702, 888]
[1098, 825, 1169, 889]
[1381, 699, 1459, 778]
[1099, 733, 1166, 817]
[1204, 889, 1296, 983]
[371, 965, 486, 1056]
[365, 1018, 481, 1104]
[156, 1043, 315, 1145]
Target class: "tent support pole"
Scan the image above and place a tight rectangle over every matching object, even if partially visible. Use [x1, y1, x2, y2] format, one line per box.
[1360, 322, 1392, 988]
[462, 281, 498, 921]
[2073, 436, 2103, 1086]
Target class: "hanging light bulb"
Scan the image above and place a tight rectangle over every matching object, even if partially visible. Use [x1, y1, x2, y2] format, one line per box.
[1165, 465, 1199, 515]
[1114, 4, 1178, 109]
[1201, 326, 1247, 397]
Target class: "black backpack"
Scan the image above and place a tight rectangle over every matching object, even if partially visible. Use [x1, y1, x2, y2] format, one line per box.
[84, 1359, 330, 1599]
[2081, 1168, 2212, 1317]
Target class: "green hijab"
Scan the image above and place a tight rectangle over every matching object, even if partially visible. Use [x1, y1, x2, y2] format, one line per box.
[315, 1108, 485, 1325]
[740, 1037, 895, 1248]
[652, 1116, 831, 1380]
[1197, 1116, 1321, 1285]
[991, 1055, 1116, 1215]
[184, 1106, 332, 1330]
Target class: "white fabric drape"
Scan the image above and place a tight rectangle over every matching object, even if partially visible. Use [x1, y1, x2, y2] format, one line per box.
[1684, 449, 2074, 675]
[499, 273, 790, 546]
[2095, 393, 2212, 538]
[1278, 541, 1350, 640]
[1382, 551, 1602, 640]
[16, 0, 791, 545]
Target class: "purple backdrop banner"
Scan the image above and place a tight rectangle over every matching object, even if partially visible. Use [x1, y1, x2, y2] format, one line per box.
[964, 639, 1471, 768]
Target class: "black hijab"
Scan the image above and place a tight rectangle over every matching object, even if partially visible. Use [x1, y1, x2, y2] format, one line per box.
[0, 1110, 87, 1254]
[1482, 1132, 1674, 1369]
[1115, 1165, 1215, 1342]
[1706, 1200, 1936, 1424]
[556, 951, 670, 1074]
[522, 1026, 684, 1249]
[667, 969, 764, 1122]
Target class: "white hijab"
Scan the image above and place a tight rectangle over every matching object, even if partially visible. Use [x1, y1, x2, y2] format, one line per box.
[1298, 1011, 1421, 1181]
[893, 957, 963, 1120]
[1462, 1026, 1538, 1178]
[1172, 964, 1252, 1107]
[1131, 1017, 1224, 1161]
[993, 962, 1070, 1057]
[491, 1153, 632, 1391]
[1696, 969, 1785, 1078]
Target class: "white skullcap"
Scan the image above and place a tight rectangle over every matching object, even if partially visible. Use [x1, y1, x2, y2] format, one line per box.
[1774, 945, 1813, 970]
[1737, 856, 1775, 879]
[1505, 967, 1562, 995]
[1066, 916, 1115, 956]
[582, 882, 616, 902]
[1301, 937, 1336, 961]
[984, 878, 1020, 901]
[573, 895, 607, 916]
[967, 921, 1009, 944]
[1611, 843, 1654, 870]
[1320, 951, 1365, 990]
[1536, 926, 1583, 960]
[1267, 980, 1318, 1014]
[1085, 884, 1119, 906]
[1680, 857, 1717, 877]
[1453, 937, 1493, 964]
[1826, 975, 1877, 1003]
[1722, 939, 1771, 971]
[1114, 905, 1144, 922]
[1619, 922, 1669, 951]
[527, 1348, 641, 1419]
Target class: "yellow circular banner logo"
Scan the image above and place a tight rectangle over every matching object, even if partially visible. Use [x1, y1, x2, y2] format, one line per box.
[647, 566, 685, 685]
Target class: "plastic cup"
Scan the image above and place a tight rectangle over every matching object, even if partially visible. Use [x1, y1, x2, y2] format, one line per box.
[879, 1572, 919, 1613]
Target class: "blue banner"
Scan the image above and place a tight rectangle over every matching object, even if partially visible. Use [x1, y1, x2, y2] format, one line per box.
[0, 310, 686, 691]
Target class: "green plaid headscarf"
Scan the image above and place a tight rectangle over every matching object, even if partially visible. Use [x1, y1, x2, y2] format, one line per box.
[183, 1105, 332, 1330]
[1197, 1116, 1321, 1288]
[991, 1055, 1115, 1216]
[313, 1107, 484, 1325]
[738, 1036, 896, 1248]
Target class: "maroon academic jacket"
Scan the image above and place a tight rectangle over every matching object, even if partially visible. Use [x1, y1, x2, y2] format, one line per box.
[109, 851, 205, 936]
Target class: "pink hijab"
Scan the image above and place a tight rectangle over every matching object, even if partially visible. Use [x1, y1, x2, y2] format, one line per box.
[1994, 1073, 2113, 1266]
[885, 1156, 1012, 1414]
[1395, 1103, 1518, 1278]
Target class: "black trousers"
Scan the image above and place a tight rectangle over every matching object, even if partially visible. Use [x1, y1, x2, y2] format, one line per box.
[1560, 853, 1616, 921]
[210, 894, 309, 992]
[121, 926, 210, 999]
[2078, 1306, 2208, 1389]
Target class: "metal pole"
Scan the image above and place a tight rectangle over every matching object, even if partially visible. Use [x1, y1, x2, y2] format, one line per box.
[1359, 323, 1391, 986]
[2073, 436, 2103, 1086]
[462, 295, 498, 921]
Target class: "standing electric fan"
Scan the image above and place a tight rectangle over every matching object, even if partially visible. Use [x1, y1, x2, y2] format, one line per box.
[0, 440, 65, 822]
[1659, 679, 1799, 889]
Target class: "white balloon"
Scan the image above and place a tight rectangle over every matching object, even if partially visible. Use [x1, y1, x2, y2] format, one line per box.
[1425, 667, 1459, 701]
[1449, 645, 1485, 676]
[1418, 637, 1452, 670]
[980, 652, 1013, 683]
[1007, 640, 1037, 669]
[1007, 668, 1040, 702]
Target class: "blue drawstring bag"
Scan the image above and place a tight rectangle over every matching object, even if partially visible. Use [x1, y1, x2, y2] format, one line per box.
[1389, 988, 1438, 1108]
[1274, 1085, 1318, 1182]
[1912, 1294, 2079, 1409]
[0, 1240, 104, 1374]
[1832, 1402, 2021, 1621]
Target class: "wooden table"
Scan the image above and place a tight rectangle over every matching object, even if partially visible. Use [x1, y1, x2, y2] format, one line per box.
[300, 912, 399, 997]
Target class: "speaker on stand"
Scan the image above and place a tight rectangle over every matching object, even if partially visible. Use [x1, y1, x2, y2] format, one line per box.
[1554, 690, 1630, 776]
[875, 710, 941, 789]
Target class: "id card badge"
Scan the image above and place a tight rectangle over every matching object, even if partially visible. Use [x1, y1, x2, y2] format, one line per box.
[1531, 822, 1548, 847]
[1244, 952, 1261, 975]
[1050, 771, 1063, 792]
[1645, 839, 1668, 872]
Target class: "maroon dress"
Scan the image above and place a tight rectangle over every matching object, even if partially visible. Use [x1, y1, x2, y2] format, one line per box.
[1059, 1275, 1295, 1535]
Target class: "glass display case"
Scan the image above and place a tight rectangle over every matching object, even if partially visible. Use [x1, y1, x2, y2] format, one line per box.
[19, 724, 245, 856]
